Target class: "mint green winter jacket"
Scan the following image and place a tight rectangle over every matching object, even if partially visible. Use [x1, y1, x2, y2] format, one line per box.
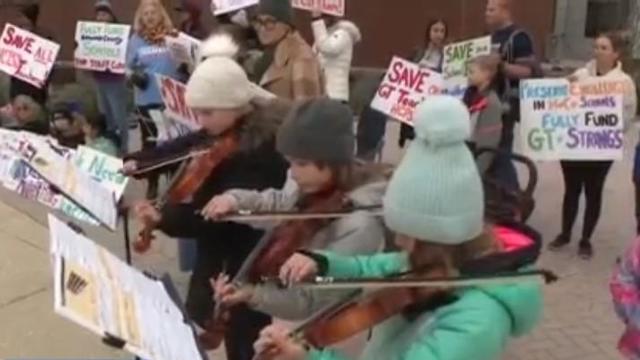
[306, 252, 542, 360]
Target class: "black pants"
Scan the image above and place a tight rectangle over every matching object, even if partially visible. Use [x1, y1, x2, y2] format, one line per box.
[187, 231, 271, 360]
[560, 160, 613, 243]
[136, 105, 161, 198]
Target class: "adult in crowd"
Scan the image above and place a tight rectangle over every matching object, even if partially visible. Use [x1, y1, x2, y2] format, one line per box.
[10, 3, 53, 107]
[485, 0, 538, 190]
[1, 95, 48, 135]
[126, 0, 182, 199]
[309, 9, 361, 102]
[252, 0, 324, 100]
[175, 0, 208, 40]
[130, 35, 289, 360]
[92, 0, 129, 154]
[463, 54, 506, 174]
[549, 32, 636, 259]
[399, 19, 448, 148]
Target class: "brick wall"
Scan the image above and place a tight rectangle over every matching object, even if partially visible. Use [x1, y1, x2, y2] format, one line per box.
[0, 0, 556, 67]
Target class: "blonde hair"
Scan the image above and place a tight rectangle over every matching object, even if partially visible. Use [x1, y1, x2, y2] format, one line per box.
[133, 0, 175, 42]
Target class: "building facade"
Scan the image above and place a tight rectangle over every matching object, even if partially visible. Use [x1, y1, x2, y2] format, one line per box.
[0, 0, 556, 67]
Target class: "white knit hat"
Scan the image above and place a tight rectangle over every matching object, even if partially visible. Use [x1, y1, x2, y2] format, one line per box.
[185, 33, 254, 109]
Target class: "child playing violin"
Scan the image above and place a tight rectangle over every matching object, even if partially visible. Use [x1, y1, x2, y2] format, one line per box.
[251, 96, 543, 360]
[205, 98, 387, 332]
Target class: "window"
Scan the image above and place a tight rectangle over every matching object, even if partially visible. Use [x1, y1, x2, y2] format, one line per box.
[585, 0, 630, 37]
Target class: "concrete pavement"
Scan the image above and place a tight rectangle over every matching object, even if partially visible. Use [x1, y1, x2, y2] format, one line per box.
[0, 121, 634, 359]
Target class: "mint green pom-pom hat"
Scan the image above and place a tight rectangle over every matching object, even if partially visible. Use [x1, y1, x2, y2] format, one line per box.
[383, 95, 484, 244]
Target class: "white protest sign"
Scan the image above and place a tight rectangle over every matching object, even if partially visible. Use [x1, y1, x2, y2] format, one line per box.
[165, 32, 201, 66]
[49, 215, 204, 360]
[23, 143, 118, 230]
[0, 23, 60, 88]
[291, 0, 345, 16]
[148, 110, 193, 144]
[74, 21, 130, 74]
[156, 74, 202, 130]
[211, 0, 259, 15]
[370, 56, 444, 125]
[520, 78, 625, 161]
[60, 146, 129, 225]
[442, 36, 491, 97]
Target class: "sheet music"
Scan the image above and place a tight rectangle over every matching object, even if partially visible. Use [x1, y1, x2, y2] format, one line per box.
[25, 143, 118, 230]
[49, 215, 204, 360]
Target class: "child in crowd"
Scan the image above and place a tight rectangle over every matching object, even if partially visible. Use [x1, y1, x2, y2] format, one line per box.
[83, 115, 119, 156]
[1, 95, 49, 135]
[611, 237, 640, 359]
[49, 103, 85, 149]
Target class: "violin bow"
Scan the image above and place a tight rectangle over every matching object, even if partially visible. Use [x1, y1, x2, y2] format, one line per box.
[127, 149, 210, 176]
[206, 205, 384, 222]
[265, 269, 558, 290]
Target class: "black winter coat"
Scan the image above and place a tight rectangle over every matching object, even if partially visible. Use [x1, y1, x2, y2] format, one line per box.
[128, 101, 290, 326]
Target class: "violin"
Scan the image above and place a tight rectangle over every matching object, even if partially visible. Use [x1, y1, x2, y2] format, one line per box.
[133, 133, 239, 253]
[254, 269, 556, 359]
[198, 188, 352, 350]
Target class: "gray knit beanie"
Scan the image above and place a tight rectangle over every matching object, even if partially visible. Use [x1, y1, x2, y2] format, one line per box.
[277, 99, 354, 164]
[257, 0, 293, 25]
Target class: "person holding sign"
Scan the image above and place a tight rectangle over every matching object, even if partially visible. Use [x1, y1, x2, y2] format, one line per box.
[252, 0, 324, 100]
[399, 19, 448, 148]
[9, 3, 53, 107]
[130, 38, 289, 360]
[548, 32, 637, 260]
[91, 0, 130, 154]
[250, 96, 543, 360]
[126, 0, 182, 198]
[309, 9, 362, 102]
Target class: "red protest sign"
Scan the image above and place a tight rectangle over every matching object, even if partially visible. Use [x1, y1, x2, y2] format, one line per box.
[156, 75, 201, 130]
[370, 56, 444, 125]
[291, 0, 345, 17]
[0, 24, 60, 88]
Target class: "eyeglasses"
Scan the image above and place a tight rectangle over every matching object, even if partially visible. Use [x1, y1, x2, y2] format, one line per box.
[252, 16, 277, 30]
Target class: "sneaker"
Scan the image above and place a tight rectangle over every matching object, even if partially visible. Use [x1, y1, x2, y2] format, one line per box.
[548, 234, 570, 251]
[578, 241, 593, 260]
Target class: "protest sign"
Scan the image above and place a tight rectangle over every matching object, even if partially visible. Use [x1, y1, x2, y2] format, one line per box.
[165, 32, 201, 66]
[74, 21, 130, 74]
[442, 36, 491, 97]
[49, 215, 205, 360]
[370, 56, 444, 125]
[211, 0, 259, 16]
[0, 23, 60, 88]
[60, 146, 129, 225]
[291, 0, 345, 17]
[148, 110, 192, 144]
[157, 74, 202, 130]
[520, 78, 625, 161]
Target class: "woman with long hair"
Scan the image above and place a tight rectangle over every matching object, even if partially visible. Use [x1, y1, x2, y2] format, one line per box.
[126, 0, 182, 198]
[399, 19, 448, 148]
[549, 32, 637, 259]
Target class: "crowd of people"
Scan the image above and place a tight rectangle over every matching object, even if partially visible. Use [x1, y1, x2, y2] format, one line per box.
[7, 0, 640, 359]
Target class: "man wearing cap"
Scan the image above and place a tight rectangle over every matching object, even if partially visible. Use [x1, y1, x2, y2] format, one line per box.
[252, 0, 324, 100]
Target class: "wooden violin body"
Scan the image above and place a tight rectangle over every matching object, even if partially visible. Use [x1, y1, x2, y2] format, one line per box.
[132, 133, 239, 254]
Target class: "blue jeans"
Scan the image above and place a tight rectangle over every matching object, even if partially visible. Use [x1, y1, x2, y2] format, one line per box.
[177, 238, 197, 272]
[492, 118, 519, 191]
[95, 79, 129, 153]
